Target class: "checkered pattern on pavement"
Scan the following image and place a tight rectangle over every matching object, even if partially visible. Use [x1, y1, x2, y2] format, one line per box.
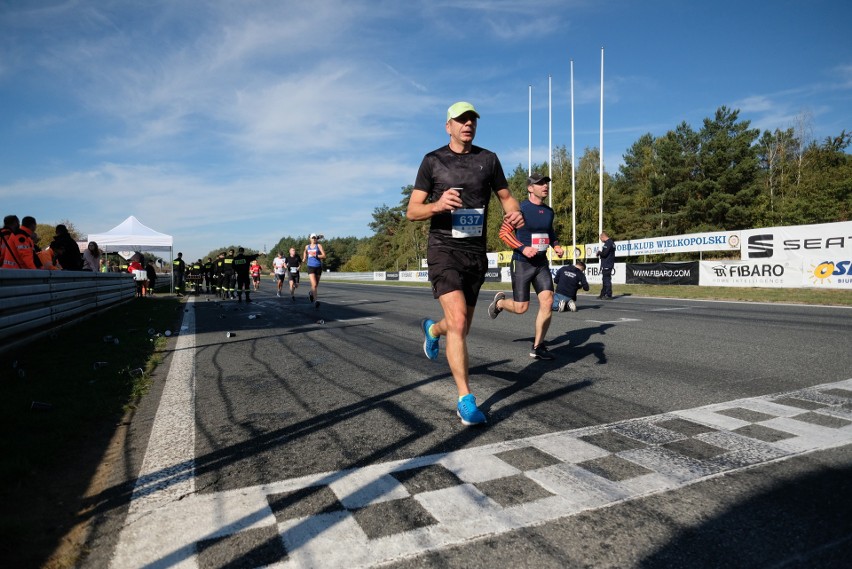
[113, 379, 852, 569]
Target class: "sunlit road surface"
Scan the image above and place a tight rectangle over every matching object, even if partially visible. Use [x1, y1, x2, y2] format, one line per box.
[103, 283, 852, 568]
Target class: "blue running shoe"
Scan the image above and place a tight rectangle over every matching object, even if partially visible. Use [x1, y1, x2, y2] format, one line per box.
[457, 394, 487, 426]
[421, 318, 439, 360]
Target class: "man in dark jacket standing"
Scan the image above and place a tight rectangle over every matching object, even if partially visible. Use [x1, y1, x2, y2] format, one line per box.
[233, 247, 259, 303]
[53, 224, 83, 270]
[596, 231, 615, 299]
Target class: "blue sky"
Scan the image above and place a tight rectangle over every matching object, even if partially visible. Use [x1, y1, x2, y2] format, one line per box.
[2, 0, 850, 262]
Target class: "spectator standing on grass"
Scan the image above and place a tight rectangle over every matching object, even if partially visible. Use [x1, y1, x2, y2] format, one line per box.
[596, 231, 615, 300]
[53, 224, 83, 271]
[82, 241, 101, 272]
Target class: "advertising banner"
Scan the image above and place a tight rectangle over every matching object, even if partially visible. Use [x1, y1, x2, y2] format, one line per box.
[585, 230, 740, 258]
[585, 263, 627, 286]
[626, 262, 699, 285]
[385, 271, 399, 281]
[484, 268, 501, 282]
[801, 257, 852, 289]
[399, 270, 429, 282]
[740, 221, 852, 261]
[373, 271, 385, 281]
[699, 260, 801, 288]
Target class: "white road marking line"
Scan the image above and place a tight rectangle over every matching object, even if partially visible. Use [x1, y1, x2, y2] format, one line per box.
[585, 317, 642, 324]
[111, 297, 197, 569]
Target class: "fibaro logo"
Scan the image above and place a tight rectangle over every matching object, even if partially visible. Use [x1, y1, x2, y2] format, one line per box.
[586, 266, 614, 277]
[809, 260, 852, 285]
[711, 264, 785, 278]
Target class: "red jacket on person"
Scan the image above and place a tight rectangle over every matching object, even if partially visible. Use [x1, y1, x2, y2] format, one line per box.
[2, 226, 38, 269]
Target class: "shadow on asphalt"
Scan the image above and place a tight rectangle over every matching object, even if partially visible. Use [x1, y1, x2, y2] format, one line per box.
[638, 462, 852, 568]
[76, 290, 615, 566]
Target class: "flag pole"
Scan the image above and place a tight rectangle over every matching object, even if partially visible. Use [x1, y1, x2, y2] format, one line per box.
[548, 74, 553, 209]
[571, 59, 577, 261]
[528, 85, 532, 175]
[599, 47, 604, 237]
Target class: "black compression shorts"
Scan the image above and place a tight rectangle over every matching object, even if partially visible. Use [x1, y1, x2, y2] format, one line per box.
[427, 248, 487, 307]
[510, 258, 554, 302]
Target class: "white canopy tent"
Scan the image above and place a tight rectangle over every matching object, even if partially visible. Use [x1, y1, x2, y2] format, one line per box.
[87, 215, 175, 291]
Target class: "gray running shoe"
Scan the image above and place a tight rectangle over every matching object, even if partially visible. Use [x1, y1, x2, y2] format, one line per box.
[557, 299, 567, 312]
[488, 292, 505, 319]
[568, 299, 577, 312]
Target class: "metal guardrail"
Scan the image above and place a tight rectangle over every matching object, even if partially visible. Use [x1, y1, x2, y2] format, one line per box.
[0, 270, 136, 355]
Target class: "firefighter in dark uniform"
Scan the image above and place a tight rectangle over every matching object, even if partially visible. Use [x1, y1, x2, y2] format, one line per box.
[233, 247, 260, 303]
[214, 252, 226, 297]
[203, 257, 215, 294]
[189, 258, 203, 295]
[172, 252, 186, 295]
[221, 249, 236, 299]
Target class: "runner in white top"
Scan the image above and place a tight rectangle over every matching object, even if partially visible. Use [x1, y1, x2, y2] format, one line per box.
[272, 251, 287, 297]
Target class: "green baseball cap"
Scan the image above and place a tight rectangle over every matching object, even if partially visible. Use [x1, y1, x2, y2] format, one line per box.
[446, 101, 480, 121]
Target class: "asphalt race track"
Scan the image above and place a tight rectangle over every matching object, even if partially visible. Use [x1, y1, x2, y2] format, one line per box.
[87, 282, 852, 568]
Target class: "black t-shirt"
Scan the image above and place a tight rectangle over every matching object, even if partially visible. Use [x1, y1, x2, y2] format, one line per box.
[414, 144, 508, 254]
[284, 255, 301, 272]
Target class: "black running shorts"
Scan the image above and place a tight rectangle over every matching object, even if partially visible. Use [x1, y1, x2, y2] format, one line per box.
[510, 258, 554, 302]
[427, 248, 488, 306]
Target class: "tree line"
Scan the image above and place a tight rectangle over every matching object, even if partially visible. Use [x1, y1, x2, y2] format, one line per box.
[37, 106, 850, 272]
[328, 106, 850, 270]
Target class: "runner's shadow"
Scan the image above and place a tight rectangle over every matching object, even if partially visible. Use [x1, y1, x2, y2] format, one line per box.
[509, 322, 614, 367]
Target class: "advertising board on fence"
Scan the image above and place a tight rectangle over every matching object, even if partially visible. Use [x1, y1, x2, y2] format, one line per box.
[699, 260, 801, 288]
[800, 257, 852, 289]
[626, 262, 699, 285]
[740, 221, 852, 261]
[584, 263, 627, 286]
[484, 268, 501, 282]
[585, 230, 740, 258]
[399, 270, 429, 282]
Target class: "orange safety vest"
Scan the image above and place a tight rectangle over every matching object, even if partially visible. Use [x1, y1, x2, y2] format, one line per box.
[2, 228, 36, 269]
